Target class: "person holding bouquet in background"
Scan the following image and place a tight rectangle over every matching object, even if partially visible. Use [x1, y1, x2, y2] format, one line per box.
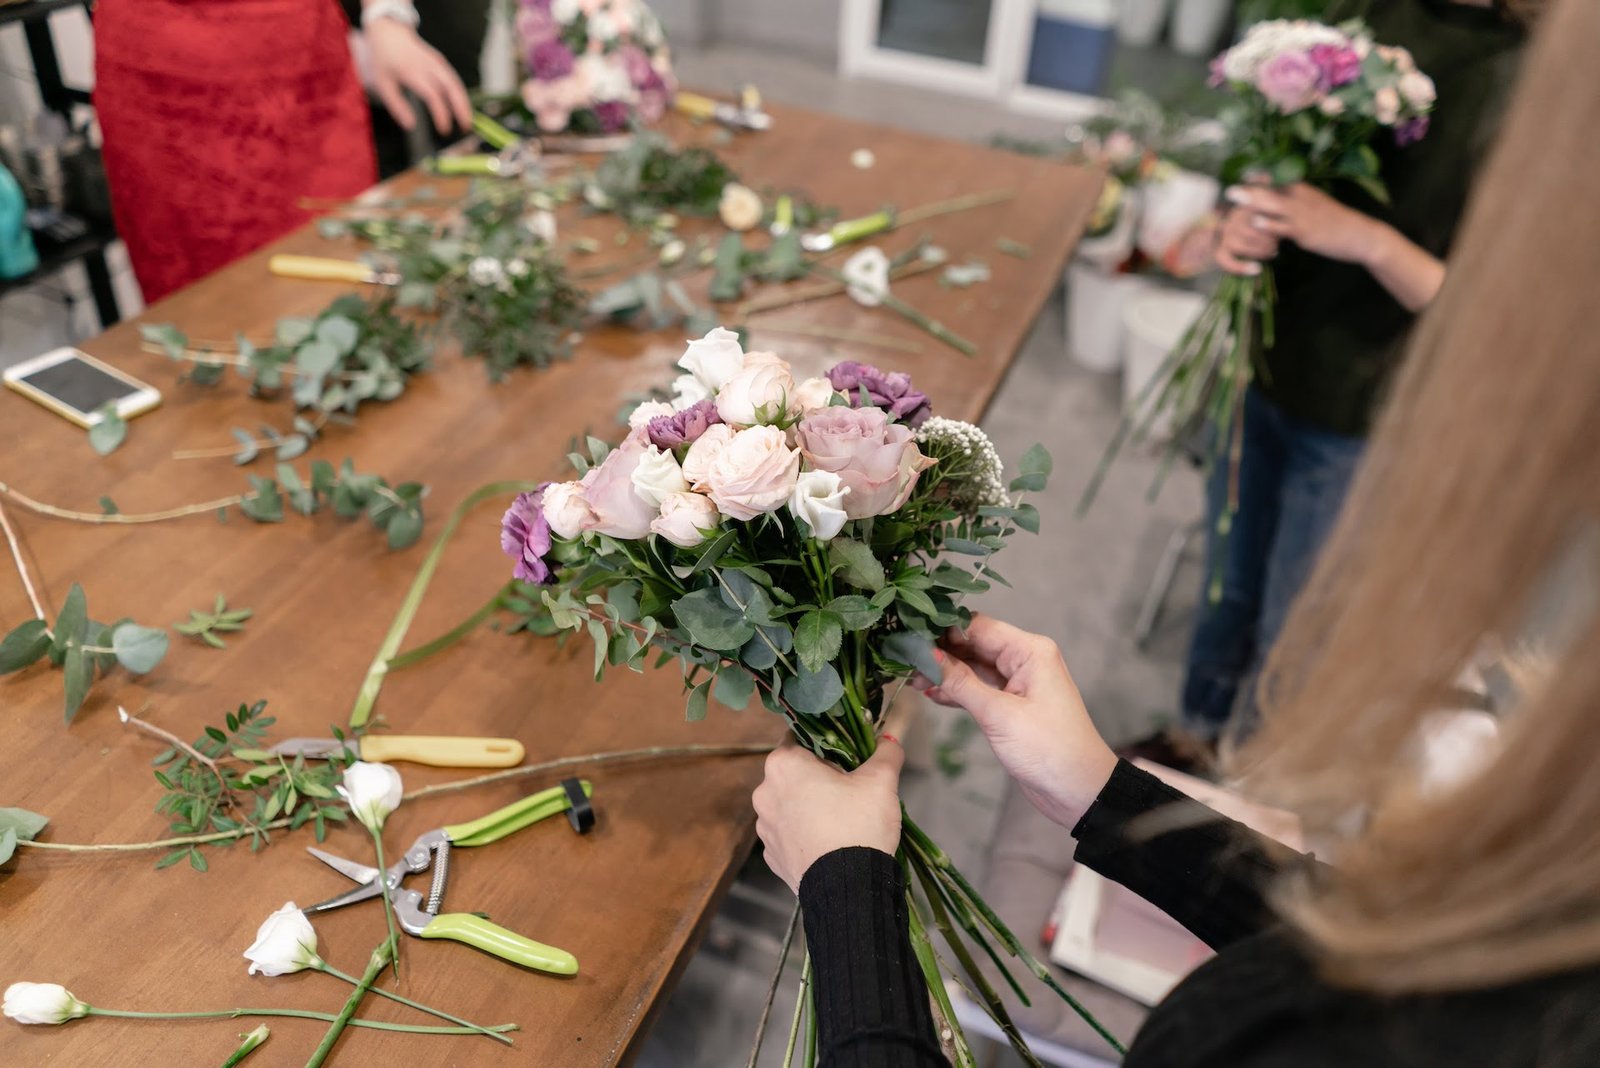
[755, 4, 1600, 1059]
[1126, 0, 1540, 773]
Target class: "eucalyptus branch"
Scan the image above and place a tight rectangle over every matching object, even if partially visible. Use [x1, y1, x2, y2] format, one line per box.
[118, 705, 229, 799]
[0, 481, 248, 524]
[0, 495, 47, 623]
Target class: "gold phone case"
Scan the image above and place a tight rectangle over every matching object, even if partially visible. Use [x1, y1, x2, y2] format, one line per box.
[4, 349, 161, 429]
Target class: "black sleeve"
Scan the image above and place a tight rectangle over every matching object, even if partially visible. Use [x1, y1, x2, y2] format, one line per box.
[798, 847, 946, 1067]
[1072, 760, 1318, 951]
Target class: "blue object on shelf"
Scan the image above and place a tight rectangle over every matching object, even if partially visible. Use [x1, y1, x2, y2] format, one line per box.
[1027, 14, 1117, 96]
[0, 163, 39, 280]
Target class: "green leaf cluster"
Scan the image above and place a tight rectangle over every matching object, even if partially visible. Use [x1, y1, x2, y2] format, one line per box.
[585, 133, 738, 224]
[150, 701, 352, 870]
[175, 593, 252, 649]
[236, 458, 427, 550]
[0, 583, 170, 721]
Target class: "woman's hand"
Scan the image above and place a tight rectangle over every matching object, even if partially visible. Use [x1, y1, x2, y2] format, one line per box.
[1224, 182, 1388, 268]
[914, 615, 1117, 830]
[753, 736, 906, 894]
[365, 19, 474, 134]
[1214, 202, 1282, 276]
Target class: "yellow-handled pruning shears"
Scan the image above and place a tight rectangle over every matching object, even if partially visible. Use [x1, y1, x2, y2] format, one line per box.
[302, 779, 595, 974]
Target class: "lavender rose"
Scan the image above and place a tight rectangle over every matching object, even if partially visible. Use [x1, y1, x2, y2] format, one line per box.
[826, 361, 931, 427]
[1256, 51, 1322, 113]
[796, 407, 936, 520]
[647, 399, 723, 450]
[500, 484, 558, 585]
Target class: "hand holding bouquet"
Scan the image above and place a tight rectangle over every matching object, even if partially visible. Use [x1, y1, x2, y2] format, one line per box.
[500, 328, 1121, 1062]
[516, 0, 675, 136]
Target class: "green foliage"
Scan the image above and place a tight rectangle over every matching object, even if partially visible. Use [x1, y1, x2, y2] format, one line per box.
[585, 133, 738, 224]
[235, 458, 427, 548]
[176, 593, 253, 649]
[88, 404, 127, 456]
[0, 806, 49, 865]
[0, 583, 171, 721]
[150, 700, 353, 868]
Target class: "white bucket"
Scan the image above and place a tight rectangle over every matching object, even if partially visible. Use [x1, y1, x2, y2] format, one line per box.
[1116, 0, 1172, 47]
[1122, 288, 1206, 439]
[1067, 263, 1152, 373]
[1170, 0, 1232, 56]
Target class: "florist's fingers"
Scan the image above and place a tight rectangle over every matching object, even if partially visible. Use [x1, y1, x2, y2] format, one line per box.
[1251, 214, 1295, 238]
[925, 649, 1017, 729]
[374, 71, 416, 131]
[1216, 246, 1264, 276]
[434, 56, 475, 131]
[1226, 185, 1290, 219]
[860, 732, 905, 786]
[940, 615, 1038, 670]
[878, 700, 915, 745]
[403, 64, 453, 135]
[1226, 226, 1280, 259]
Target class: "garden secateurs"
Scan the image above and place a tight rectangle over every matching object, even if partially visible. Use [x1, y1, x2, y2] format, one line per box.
[301, 778, 595, 974]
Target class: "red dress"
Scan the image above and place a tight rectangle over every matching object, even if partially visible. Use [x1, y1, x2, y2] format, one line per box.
[94, 0, 377, 303]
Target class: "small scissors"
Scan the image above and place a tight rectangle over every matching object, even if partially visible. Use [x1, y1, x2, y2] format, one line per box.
[303, 779, 595, 975]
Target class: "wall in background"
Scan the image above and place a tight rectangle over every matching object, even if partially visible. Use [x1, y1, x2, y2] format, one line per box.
[655, 0, 842, 66]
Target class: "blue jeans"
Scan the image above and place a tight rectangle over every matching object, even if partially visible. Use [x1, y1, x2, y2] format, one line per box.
[1180, 387, 1365, 741]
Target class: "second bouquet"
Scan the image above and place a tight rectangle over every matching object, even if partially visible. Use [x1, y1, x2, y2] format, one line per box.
[499, 328, 1119, 1063]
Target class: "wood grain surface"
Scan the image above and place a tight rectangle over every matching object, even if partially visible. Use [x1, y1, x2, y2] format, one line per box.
[0, 103, 1099, 1066]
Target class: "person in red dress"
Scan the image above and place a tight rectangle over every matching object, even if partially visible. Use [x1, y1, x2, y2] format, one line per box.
[94, 0, 472, 303]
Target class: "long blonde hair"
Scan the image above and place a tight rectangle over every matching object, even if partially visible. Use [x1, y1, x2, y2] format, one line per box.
[1235, 0, 1600, 994]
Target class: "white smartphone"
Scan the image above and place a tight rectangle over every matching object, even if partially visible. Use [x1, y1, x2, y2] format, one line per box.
[3, 347, 162, 429]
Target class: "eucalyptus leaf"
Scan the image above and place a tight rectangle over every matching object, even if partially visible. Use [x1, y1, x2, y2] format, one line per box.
[62, 644, 93, 723]
[386, 508, 424, 550]
[111, 623, 170, 675]
[315, 315, 360, 356]
[782, 662, 845, 716]
[0, 619, 50, 674]
[685, 678, 712, 722]
[0, 828, 14, 866]
[296, 340, 340, 379]
[713, 668, 756, 711]
[672, 588, 754, 651]
[53, 583, 89, 652]
[88, 405, 127, 456]
[881, 630, 943, 685]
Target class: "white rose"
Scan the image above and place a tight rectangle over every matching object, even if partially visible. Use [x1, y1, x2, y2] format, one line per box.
[542, 480, 596, 539]
[1398, 71, 1436, 109]
[718, 183, 763, 232]
[788, 470, 850, 540]
[3, 983, 89, 1026]
[244, 902, 323, 977]
[716, 352, 796, 428]
[551, 0, 581, 22]
[670, 373, 711, 411]
[793, 377, 837, 415]
[1319, 96, 1346, 117]
[678, 326, 746, 391]
[842, 246, 890, 307]
[628, 400, 676, 431]
[704, 425, 801, 521]
[630, 444, 691, 508]
[682, 423, 736, 487]
[588, 10, 619, 41]
[650, 492, 721, 548]
[336, 761, 403, 832]
[577, 53, 635, 103]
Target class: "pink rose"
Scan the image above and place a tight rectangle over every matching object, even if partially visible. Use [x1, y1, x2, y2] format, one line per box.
[1308, 43, 1361, 90]
[796, 407, 936, 520]
[1374, 86, 1401, 125]
[521, 68, 592, 133]
[715, 352, 796, 428]
[1257, 51, 1322, 113]
[541, 479, 596, 539]
[703, 425, 801, 521]
[682, 423, 736, 487]
[580, 431, 656, 539]
[650, 491, 720, 548]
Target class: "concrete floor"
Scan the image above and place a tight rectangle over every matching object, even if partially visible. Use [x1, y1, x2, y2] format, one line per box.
[637, 49, 1204, 1068]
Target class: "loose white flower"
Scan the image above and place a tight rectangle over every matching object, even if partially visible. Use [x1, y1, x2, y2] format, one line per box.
[716, 352, 796, 428]
[793, 377, 837, 415]
[507, 258, 531, 279]
[244, 902, 323, 977]
[336, 761, 403, 833]
[630, 444, 691, 508]
[524, 209, 558, 245]
[678, 326, 746, 391]
[1220, 19, 1350, 83]
[718, 183, 763, 232]
[671, 373, 712, 411]
[850, 148, 876, 170]
[659, 239, 686, 266]
[842, 247, 891, 307]
[467, 256, 506, 288]
[628, 400, 676, 431]
[650, 491, 721, 548]
[3, 983, 89, 1025]
[788, 470, 850, 541]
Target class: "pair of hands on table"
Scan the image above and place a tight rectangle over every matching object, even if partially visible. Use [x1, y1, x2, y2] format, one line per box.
[753, 615, 1119, 894]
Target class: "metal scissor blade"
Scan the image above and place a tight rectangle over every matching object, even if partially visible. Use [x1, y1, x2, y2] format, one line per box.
[309, 846, 383, 884]
[301, 847, 396, 915]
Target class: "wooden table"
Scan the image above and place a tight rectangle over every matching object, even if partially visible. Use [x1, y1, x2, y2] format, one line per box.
[0, 103, 1099, 1065]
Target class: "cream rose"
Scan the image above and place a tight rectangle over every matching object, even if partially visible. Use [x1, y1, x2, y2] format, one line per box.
[793, 377, 837, 416]
[788, 469, 850, 540]
[1398, 70, 1436, 109]
[628, 399, 676, 431]
[244, 902, 323, 976]
[716, 352, 796, 428]
[336, 761, 403, 832]
[630, 444, 691, 508]
[796, 406, 936, 519]
[678, 326, 746, 391]
[682, 423, 736, 487]
[541, 480, 595, 540]
[650, 491, 721, 548]
[703, 425, 801, 521]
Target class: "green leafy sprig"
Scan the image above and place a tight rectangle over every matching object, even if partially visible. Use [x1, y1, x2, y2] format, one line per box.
[0, 582, 168, 721]
[176, 593, 252, 649]
[0, 806, 49, 865]
[584, 133, 738, 225]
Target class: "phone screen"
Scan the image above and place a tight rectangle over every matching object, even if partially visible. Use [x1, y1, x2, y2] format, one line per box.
[17, 357, 143, 417]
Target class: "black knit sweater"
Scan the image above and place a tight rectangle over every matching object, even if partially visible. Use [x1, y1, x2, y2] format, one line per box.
[797, 760, 1600, 1066]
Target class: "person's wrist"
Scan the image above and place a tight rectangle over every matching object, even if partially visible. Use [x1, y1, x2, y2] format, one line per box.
[361, 0, 420, 29]
[1356, 216, 1397, 274]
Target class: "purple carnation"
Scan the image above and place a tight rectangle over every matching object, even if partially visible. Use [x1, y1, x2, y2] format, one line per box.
[527, 39, 575, 81]
[500, 485, 557, 585]
[1394, 114, 1430, 147]
[592, 101, 632, 132]
[826, 361, 931, 427]
[647, 399, 722, 450]
[1308, 44, 1362, 90]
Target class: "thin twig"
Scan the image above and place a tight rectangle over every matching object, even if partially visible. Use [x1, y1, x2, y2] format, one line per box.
[0, 482, 248, 525]
[0, 496, 47, 622]
[118, 705, 231, 800]
[171, 439, 277, 462]
[746, 903, 801, 1068]
[745, 320, 922, 355]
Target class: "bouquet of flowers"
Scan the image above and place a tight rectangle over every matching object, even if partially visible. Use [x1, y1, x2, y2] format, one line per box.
[515, 0, 676, 136]
[1081, 19, 1435, 517]
[499, 328, 1122, 1063]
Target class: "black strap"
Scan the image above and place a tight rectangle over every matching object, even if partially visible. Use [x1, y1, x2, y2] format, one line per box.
[561, 777, 595, 834]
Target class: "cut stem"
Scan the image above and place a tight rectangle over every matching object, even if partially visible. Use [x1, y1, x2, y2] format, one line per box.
[0, 496, 47, 622]
[316, 962, 510, 1044]
[370, 831, 403, 978]
[745, 902, 801, 1068]
[0, 481, 249, 525]
[305, 939, 390, 1068]
[386, 584, 510, 671]
[219, 1024, 270, 1067]
[85, 1006, 514, 1036]
[119, 704, 231, 800]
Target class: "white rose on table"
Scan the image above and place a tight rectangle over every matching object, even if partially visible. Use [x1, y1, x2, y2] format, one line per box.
[718, 183, 763, 232]
[704, 425, 801, 521]
[788, 470, 850, 540]
[244, 902, 323, 977]
[841, 247, 890, 307]
[336, 761, 403, 833]
[631, 444, 691, 508]
[682, 423, 736, 487]
[678, 326, 746, 392]
[716, 352, 796, 428]
[650, 491, 721, 548]
[792, 377, 837, 416]
[3, 983, 89, 1025]
[628, 400, 676, 432]
[542, 480, 596, 539]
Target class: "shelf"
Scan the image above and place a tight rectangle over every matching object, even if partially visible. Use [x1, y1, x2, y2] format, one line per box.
[0, 0, 89, 28]
[0, 218, 115, 299]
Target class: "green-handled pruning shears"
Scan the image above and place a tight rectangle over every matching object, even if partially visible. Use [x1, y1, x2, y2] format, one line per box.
[303, 779, 595, 975]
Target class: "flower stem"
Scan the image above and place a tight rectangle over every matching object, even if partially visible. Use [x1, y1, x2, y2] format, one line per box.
[744, 903, 800, 1068]
[220, 1024, 270, 1067]
[385, 584, 511, 671]
[370, 832, 403, 978]
[0, 481, 249, 525]
[85, 1006, 514, 1036]
[0, 496, 47, 623]
[305, 939, 390, 1068]
[316, 962, 510, 1044]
